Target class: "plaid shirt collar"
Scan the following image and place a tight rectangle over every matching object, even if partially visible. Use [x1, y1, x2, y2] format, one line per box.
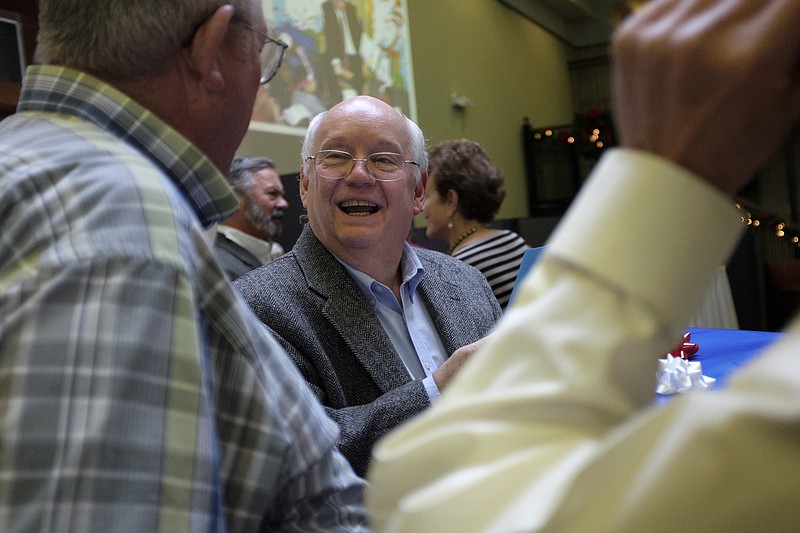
[18, 65, 239, 227]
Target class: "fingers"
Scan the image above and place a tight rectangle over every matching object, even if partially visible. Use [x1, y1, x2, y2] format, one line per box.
[611, 0, 800, 194]
[435, 337, 490, 391]
[615, 0, 693, 39]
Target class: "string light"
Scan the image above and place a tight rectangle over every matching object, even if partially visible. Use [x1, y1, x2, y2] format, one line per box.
[527, 124, 799, 254]
[736, 202, 800, 252]
[529, 112, 615, 161]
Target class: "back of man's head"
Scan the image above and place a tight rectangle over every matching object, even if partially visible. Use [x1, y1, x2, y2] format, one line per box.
[36, 0, 260, 80]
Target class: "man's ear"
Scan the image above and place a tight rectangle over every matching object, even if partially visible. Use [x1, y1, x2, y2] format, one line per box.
[235, 190, 247, 210]
[185, 5, 234, 92]
[412, 170, 427, 215]
[299, 166, 310, 207]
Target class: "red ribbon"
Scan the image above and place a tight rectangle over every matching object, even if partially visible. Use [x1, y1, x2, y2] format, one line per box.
[669, 332, 699, 360]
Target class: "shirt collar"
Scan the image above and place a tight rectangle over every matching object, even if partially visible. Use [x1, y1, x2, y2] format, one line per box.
[337, 242, 426, 305]
[217, 225, 273, 264]
[17, 65, 239, 227]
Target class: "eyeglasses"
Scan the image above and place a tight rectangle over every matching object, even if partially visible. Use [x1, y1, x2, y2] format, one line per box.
[182, 14, 287, 85]
[231, 17, 288, 85]
[306, 150, 420, 182]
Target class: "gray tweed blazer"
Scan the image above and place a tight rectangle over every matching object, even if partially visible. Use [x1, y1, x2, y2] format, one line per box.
[234, 225, 502, 476]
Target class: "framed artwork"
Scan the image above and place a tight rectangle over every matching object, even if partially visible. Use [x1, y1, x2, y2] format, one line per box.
[251, 0, 417, 136]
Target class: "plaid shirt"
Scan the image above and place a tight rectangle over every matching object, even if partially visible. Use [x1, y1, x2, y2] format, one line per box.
[0, 66, 368, 533]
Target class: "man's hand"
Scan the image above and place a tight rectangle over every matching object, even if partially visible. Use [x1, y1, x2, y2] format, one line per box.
[612, 0, 800, 195]
[433, 336, 490, 391]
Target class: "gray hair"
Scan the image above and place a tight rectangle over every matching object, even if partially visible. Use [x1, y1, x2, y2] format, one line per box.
[226, 156, 276, 196]
[301, 106, 428, 183]
[36, 0, 260, 79]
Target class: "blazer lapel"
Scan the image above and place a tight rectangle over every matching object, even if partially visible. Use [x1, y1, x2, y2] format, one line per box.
[295, 227, 413, 393]
[416, 254, 467, 356]
[215, 234, 262, 269]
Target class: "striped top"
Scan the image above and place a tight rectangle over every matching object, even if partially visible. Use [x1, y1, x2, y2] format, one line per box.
[453, 229, 530, 309]
[0, 65, 367, 532]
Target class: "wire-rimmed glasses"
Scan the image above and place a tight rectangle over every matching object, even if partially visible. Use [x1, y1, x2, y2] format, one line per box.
[306, 150, 420, 182]
[231, 17, 288, 85]
[182, 13, 287, 85]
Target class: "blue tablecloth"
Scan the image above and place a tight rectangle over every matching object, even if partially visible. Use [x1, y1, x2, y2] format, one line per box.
[687, 327, 783, 388]
[655, 328, 783, 405]
[655, 327, 782, 403]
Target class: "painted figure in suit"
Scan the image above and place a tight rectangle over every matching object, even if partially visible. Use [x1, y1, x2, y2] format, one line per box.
[322, 0, 365, 100]
[214, 156, 288, 280]
[234, 95, 501, 475]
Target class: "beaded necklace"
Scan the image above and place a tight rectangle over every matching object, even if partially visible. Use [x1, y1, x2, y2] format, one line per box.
[449, 226, 481, 255]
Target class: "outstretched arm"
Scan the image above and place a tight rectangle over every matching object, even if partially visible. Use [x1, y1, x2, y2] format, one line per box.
[367, 1, 800, 531]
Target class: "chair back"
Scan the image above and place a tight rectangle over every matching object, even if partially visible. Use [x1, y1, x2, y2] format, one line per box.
[507, 246, 547, 307]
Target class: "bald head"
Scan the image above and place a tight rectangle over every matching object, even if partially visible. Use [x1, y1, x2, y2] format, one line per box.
[301, 96, 427, 182]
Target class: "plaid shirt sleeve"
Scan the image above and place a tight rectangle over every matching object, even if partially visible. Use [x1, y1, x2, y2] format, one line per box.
[0, 125, 368, 533]
[0, 253, 369, 532]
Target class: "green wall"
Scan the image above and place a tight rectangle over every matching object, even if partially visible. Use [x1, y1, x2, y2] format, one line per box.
[406, 0, 574, 220]
[237, 0, 576, 219]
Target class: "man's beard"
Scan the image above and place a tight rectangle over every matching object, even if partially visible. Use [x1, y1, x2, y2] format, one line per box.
[246, 200, 284, 239]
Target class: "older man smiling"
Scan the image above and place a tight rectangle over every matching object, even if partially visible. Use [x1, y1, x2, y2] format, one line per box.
[234, 95, 501, 476]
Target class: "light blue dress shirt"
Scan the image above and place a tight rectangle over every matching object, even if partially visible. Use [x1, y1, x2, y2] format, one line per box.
[339, 243, 449, 401]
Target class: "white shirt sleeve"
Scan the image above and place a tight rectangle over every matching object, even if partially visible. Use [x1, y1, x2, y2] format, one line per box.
[365, 149, 781, 532]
